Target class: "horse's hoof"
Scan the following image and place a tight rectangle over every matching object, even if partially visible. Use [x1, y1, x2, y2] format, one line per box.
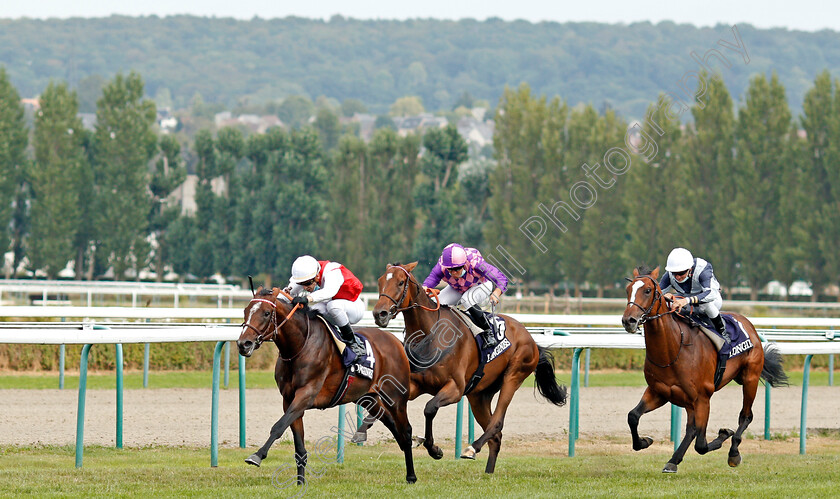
[427, 445, 444, 460]
[406, 475, 417, 484]
[728, 454, 742, 467]
[245, 454, 262, 467]
[633, 436, 653, 451]
[662, 462, 678, 473]
[351, 431, 367, 444]
[460, 445, 477, 460]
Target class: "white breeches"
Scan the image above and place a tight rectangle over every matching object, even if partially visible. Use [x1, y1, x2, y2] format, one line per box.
[310, 297, 365, 327]
[438, 281, 494, 309]
[697, 290, 723, 318]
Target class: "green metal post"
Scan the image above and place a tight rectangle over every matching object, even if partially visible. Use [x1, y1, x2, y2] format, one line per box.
[59, 344, 65, 390]
[764, 382, 771, 440]
[584, 348, 590, 387]
[569, 347, 583, 457]
[356, 404, 364, 446]
[239, 353, 246, 448]
[143, 343, 150, 388]
[670, 404, 682, 450]
[337, 405, 346, 464]
[211, 341, 225, 467]
[224, 342, 230, 389]
[116, 344, 124, 449]
[468, 404, 475, 443]
[455, 397, 464, 459]
[800, 354, 813, 455]
[75, 344, 92, 468]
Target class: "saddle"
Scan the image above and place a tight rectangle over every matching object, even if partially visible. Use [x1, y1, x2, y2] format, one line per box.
[675, 311, 755, 388]
[449, 307, 512, 394]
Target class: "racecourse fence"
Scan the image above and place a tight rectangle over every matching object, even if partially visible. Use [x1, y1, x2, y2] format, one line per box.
[0, 305, 838, 466]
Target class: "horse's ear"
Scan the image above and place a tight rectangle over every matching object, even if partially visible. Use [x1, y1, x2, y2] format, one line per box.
[255, 285, 264, 295]
[651, 266, 660, 279]
[405, 261, 418, 272]
[632, 267, 640, 277]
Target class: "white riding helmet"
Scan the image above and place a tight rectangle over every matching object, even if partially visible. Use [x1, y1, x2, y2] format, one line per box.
[291, 255, 320, 283]
[665, 248, 694, 273]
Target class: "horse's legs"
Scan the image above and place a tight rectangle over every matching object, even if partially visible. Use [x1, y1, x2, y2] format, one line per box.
[378, 400, 417, 484]
[728, 372, 759, 467]
[423, 380, 463, 460]
[462, 372, 523, 465]
[289, 416, 308, 485]
[353, 379, 420, 444]
[246, 390, 317, 467]
[692, 396, 734, 457]
[663, 407, 699, 473]
[628, 387, 667, 451]
[467, 392, 502, 473]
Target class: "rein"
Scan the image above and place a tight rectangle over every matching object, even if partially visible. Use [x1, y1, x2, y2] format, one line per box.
[379, 266, 441, 319]
[241, 290, 312, 362]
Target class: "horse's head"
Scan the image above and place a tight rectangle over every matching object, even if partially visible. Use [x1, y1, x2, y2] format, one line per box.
[373, 262, 420, 327]
[238, 286, 284, 357]
[622, 266, 665, 333]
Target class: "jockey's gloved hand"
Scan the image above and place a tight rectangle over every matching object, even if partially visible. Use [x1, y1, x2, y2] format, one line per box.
[291, 296, 308, 307]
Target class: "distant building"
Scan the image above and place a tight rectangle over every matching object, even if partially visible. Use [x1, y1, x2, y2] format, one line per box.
[393, 113, 447, 137]
[167, 174, 227, 215]
[214, 112, 283, 134]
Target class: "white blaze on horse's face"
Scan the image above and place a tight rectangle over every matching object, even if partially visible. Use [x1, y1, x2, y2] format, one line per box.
[242, 302, 262, 333]
[629, 280, 645, 305]
[386, 272, 393, 280]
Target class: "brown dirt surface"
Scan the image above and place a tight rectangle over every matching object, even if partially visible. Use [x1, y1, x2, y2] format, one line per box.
[2, 384, 838, 454]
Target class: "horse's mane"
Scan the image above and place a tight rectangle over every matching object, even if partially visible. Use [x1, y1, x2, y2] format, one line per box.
[257, 288, 274, 297]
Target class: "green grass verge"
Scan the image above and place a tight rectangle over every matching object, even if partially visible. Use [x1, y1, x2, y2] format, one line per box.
[0, 369, 834, 390]
[1, 442, 838, 498]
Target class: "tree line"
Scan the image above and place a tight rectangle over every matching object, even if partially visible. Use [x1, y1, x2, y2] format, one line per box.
[3, 17, 840, 120]
[2, 67, 839, 300]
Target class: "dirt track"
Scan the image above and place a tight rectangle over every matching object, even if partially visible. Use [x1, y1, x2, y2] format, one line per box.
[2, 384, 838, 448]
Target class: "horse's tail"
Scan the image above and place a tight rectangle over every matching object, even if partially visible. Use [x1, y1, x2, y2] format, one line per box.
[534, 346, 568, 406]
[761, 342, 790, 388]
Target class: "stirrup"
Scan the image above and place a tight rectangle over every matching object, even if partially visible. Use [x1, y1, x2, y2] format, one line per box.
[482, 330, 497, 348]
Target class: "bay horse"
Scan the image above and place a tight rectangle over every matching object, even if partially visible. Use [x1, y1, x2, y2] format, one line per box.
[237, 287, 417, 484]
[621, 266, 788, 473]
[362, 262, 567, 474]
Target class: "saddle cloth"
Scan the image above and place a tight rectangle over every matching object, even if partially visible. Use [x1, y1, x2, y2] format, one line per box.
[313, 315, 375, 379]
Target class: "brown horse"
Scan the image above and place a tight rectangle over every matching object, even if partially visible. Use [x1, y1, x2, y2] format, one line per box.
[621, 266, 788, 473]
[237, 287, 417, 484]
[362, 262, 567, 474]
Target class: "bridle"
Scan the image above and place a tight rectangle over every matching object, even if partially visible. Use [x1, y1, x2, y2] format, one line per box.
[378, 265, 440, 320]
[240, 290, 311, 362]
[626, 275, 683, 368]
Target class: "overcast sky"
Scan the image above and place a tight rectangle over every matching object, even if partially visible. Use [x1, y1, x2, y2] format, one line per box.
[4, 0, 837, 32]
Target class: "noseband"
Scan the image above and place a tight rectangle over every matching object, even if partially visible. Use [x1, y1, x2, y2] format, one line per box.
[378, 266, 440, 320]
[241, 293, 311, 361]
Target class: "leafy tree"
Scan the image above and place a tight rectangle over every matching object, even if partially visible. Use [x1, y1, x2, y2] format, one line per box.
[732, 73, 791, 299]
[683, 73, 737, 289]
[91, 72, 157, 279]
[0, 68, 29, 277]
[29, 82, 87, 278]
[390, 96, 424, 117]
[277, 95, 314, 129]
[314, 107, 341, 151]
[341, 98, 368, 117]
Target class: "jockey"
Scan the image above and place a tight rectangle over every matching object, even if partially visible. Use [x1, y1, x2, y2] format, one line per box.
[660, 247, 730, 346]
[422, 243, 508, 348]
[283, 255, 366, 357]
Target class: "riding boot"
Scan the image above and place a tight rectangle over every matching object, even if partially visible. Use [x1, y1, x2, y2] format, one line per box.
[467, 305, 497, 348]
[710, 315, 731, 346]
[339, 323, 366, 358]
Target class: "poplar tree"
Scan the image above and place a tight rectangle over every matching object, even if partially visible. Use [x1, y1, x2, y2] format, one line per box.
[92, 72, 157, 279]
[0, 68, 28, 277]
[29, 82, 87, 278]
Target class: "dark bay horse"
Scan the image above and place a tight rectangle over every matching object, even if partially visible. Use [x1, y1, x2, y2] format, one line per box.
[363, 262, 567, 474]
[237, 287, 417, 484]
[621, 266, 788, 473]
